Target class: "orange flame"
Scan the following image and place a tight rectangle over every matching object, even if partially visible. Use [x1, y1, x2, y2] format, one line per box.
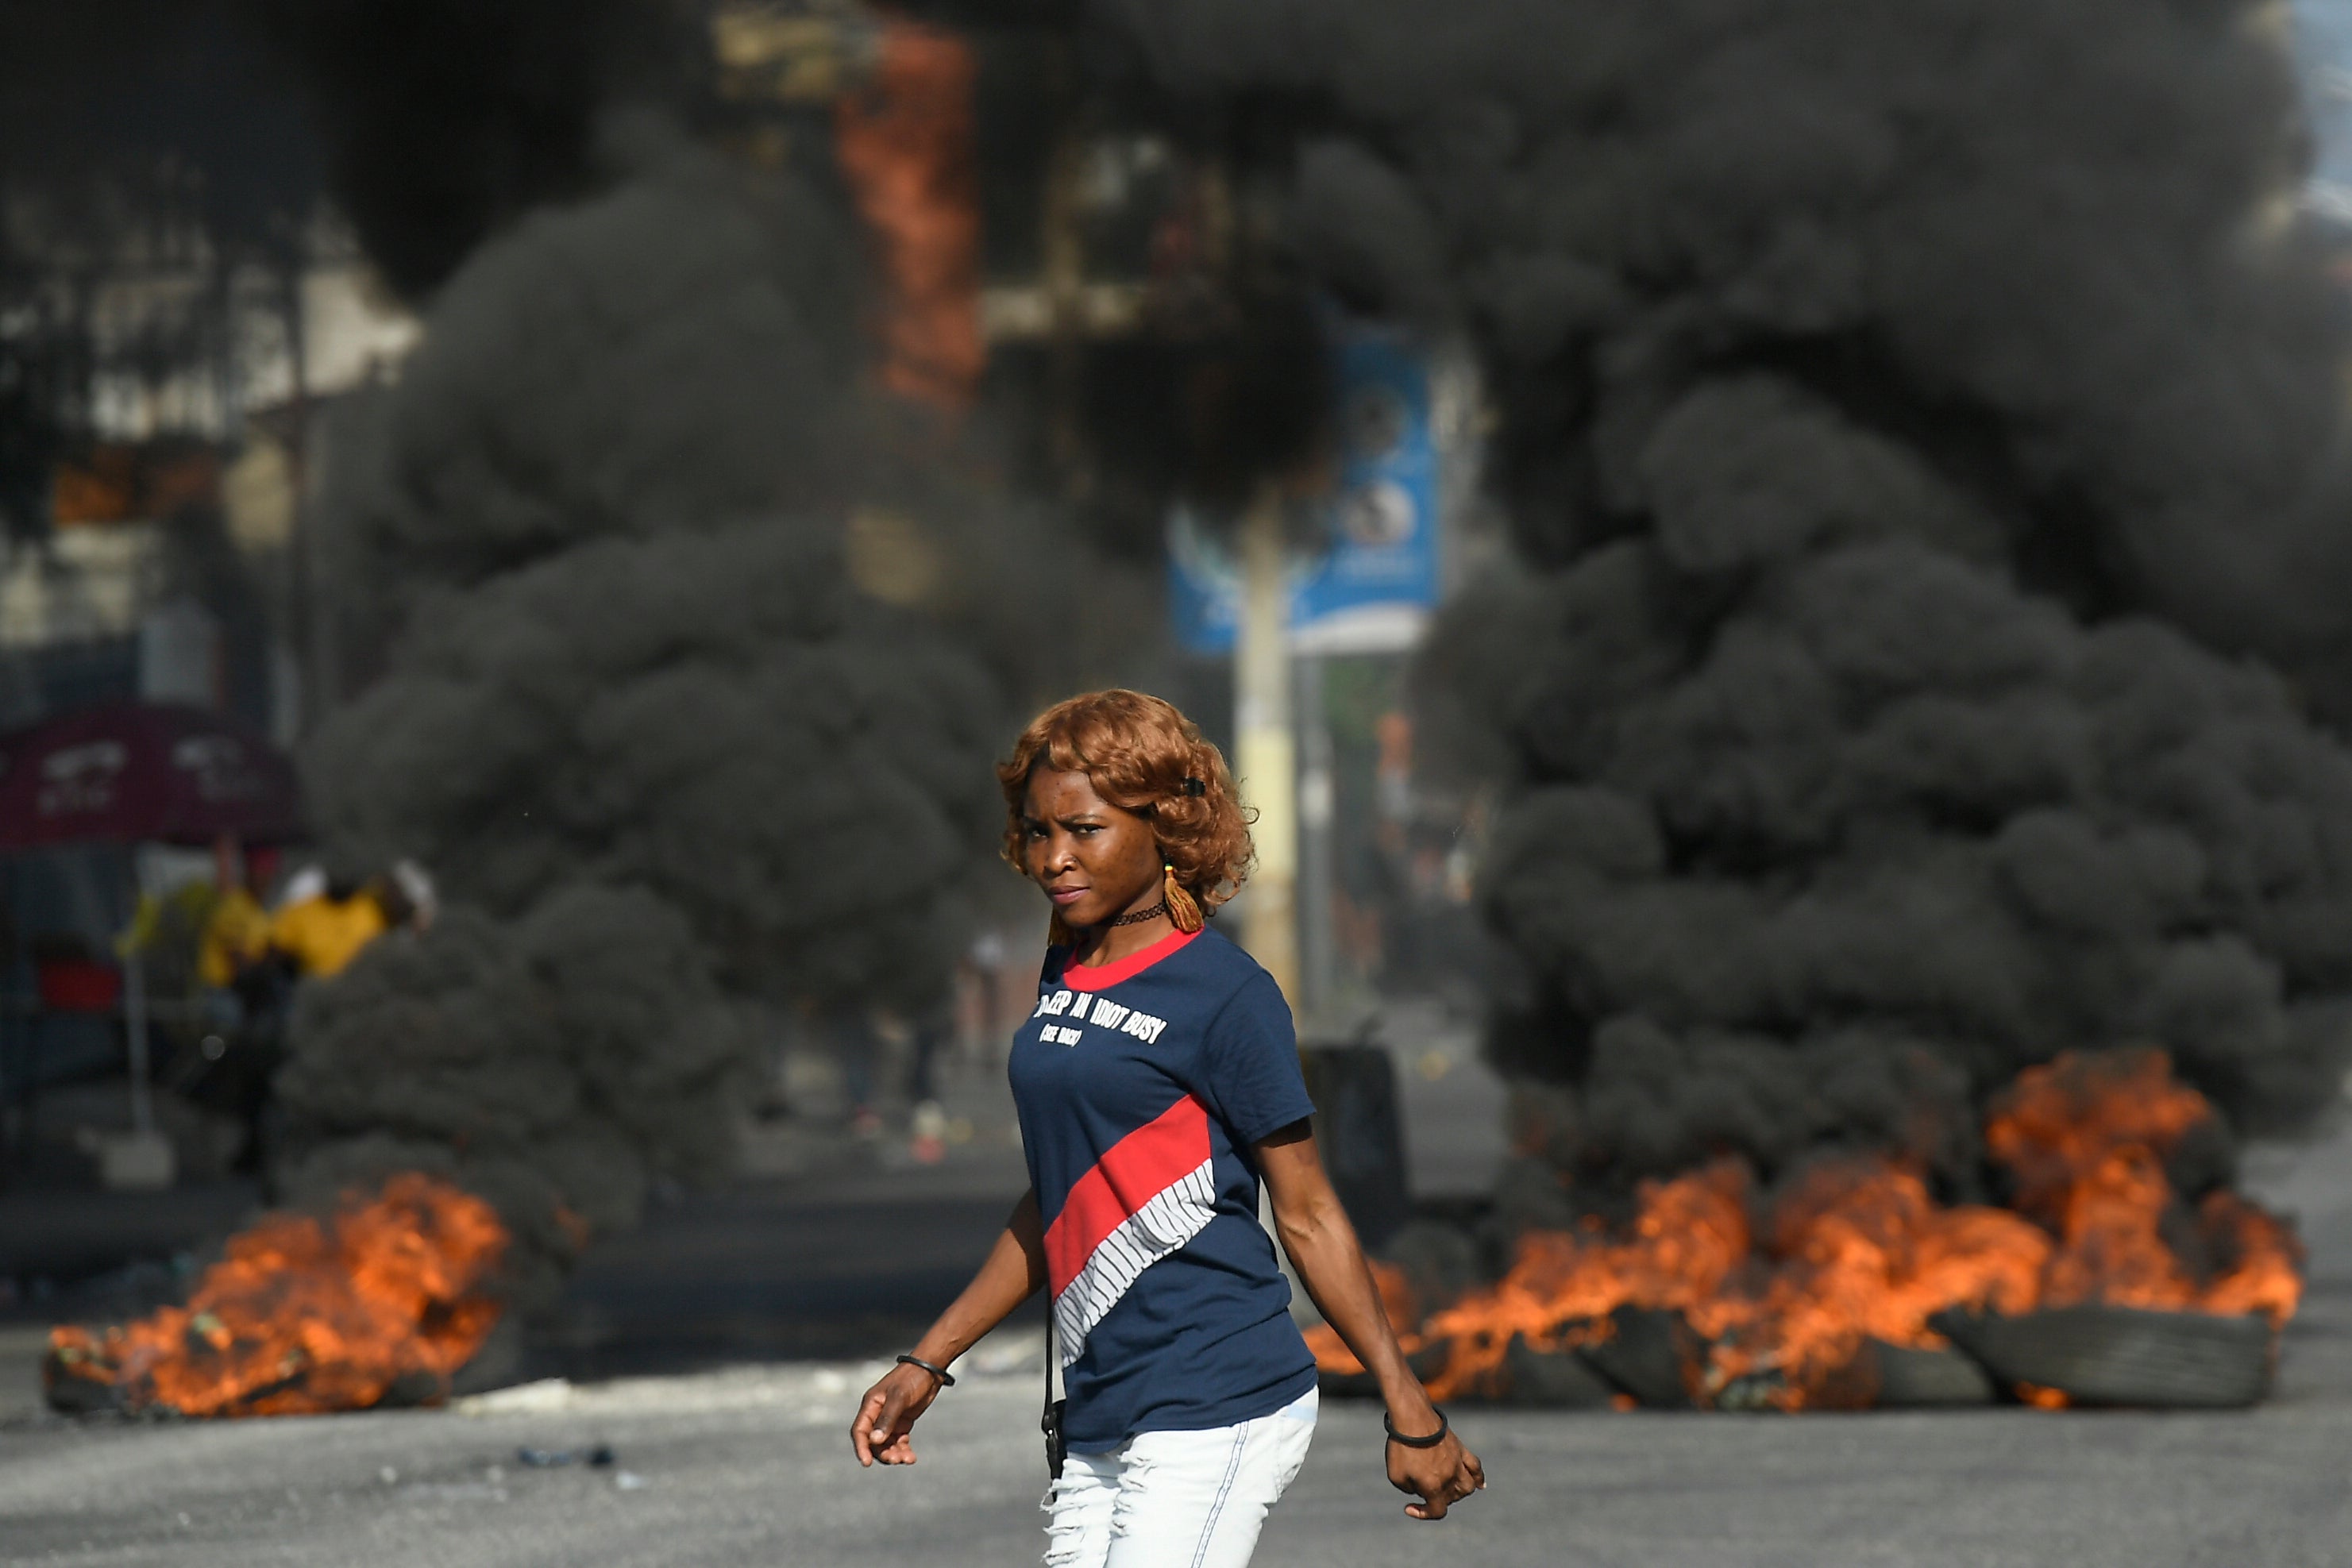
[1984, 1047, 2215, 1220]
[47, 1173, 507, 1417]
[835, 15, 983, 412]
[1991, 1052, 2303, 1325]
[1314, 1050, 2300, 1410]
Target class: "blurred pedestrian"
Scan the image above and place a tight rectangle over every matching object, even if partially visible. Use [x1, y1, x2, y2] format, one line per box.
[852, 691, 1482, 1566]
[817, 1000, 881, 1135]
[186, 844, 295, 1173]
[195, 873, 269, 996]
[904, 1000, 953, 1165]
[266, 869, 387, 980]
[965, 927, 1011, 1061]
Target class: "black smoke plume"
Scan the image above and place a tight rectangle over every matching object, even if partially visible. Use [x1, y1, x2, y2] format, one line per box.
[282, 121, 1006, 1286]
[1098, 0, 2352, 1193]
[261, 0, 699, 300]
[279, 886, 748, 1307]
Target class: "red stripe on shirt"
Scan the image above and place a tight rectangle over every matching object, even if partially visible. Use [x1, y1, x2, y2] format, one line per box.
[1059, 927, 1201, 992]
[1043, 1092, 1214, 1293]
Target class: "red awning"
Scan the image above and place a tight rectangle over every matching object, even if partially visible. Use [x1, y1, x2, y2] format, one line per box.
[0, 702, 304, 850]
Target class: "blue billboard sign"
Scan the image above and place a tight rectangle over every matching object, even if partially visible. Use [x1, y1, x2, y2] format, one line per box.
[1169, 323, 1442, 655]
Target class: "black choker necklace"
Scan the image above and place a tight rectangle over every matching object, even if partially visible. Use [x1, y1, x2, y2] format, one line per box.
[1105, 900, 1170, 928]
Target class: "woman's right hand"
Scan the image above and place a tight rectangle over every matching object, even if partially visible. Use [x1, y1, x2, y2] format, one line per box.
[849, 1190, 1047, 1469]
[850, 1362, 945, 1467]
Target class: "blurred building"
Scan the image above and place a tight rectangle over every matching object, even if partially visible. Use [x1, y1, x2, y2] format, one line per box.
[0, 178, 414, 1161]
[0, 199, 416, 740]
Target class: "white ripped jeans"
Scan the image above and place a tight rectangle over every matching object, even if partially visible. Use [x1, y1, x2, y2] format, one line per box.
[1041, 1388, 1317, 1568]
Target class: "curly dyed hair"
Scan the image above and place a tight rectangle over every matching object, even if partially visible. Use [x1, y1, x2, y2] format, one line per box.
[997, 689, 1255, 915]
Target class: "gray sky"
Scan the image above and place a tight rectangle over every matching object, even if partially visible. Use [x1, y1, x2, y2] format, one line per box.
[2296, 0, 2352, 191]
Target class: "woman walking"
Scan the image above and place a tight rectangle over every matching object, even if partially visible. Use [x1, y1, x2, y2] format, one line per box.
[851, 690, 1483, 1566]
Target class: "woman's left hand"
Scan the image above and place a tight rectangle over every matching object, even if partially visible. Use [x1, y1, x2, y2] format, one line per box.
[1254, 1123, 1490, 1521]
[1386, 1424, 1485, 1520]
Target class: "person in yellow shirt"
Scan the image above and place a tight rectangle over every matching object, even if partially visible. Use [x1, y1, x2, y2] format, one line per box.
[267, 876, 388, 979]
[197, 884, 272, 988]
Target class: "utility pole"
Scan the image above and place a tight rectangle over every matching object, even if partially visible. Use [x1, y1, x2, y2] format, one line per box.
[1296, 649, 1336, 1023]
[1236, 484, 1298, 1002]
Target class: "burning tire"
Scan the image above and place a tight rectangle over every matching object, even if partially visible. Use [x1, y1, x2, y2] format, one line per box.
[1501, 1332, 1617, 1407]
[39, 1348, 123, 1417]
[42, 1174, 509, 1419]
[1933, 1306, 2274, 1408]
[1576, 1307, 1698, 1408]
[1853, 1339, 1996, 1408]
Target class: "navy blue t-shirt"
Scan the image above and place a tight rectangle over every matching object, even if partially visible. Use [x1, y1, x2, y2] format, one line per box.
[1008, 924, 1319, 1450]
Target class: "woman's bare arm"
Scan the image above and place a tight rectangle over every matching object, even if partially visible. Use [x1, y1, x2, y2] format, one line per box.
[850, 1187, 1049, 1467]
[1258, 1120, 1485, 1520]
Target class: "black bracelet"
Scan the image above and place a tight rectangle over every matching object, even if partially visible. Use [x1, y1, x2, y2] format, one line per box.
[1383, 1408, 1448, 1448]
[895, 1354, 956, 1388]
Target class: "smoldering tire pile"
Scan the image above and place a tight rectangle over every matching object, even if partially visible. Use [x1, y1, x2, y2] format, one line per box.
[1324, 1301, 2277, 1412]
